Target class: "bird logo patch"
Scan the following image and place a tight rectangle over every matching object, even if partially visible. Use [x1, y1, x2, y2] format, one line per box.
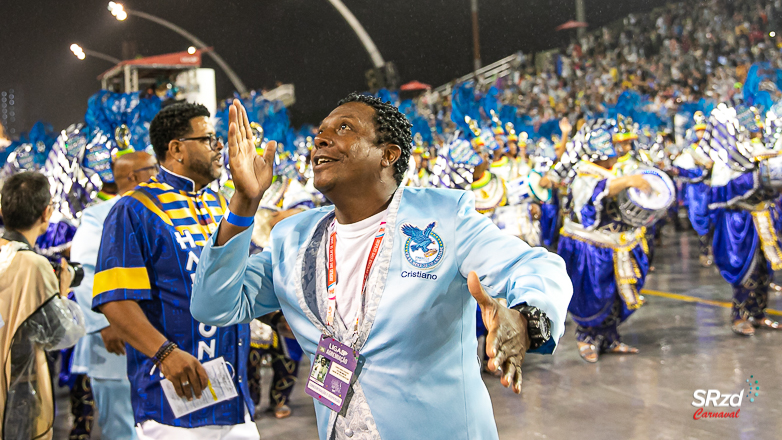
[401, 221, 445, 270]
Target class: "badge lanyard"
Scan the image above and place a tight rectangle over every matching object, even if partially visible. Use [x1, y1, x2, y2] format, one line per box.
[325, 220, 386, 331]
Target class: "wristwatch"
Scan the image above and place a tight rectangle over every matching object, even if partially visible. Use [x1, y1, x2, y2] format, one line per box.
[512, 305, 552, 351]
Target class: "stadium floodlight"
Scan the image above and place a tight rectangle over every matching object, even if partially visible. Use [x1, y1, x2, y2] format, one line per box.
[70, 43, 121, 64]
[108, 2, 128, 20]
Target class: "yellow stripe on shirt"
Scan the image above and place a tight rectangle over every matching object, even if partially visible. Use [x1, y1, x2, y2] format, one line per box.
[93, 267, 151, 297]
[157, 192, 189, 204]
[130, 192, 173, 226]
[166, 207, 195, 220]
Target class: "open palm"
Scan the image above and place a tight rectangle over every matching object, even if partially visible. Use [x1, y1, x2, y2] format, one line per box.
[468, 271, 530, 394]
[227, 99, 276, 201]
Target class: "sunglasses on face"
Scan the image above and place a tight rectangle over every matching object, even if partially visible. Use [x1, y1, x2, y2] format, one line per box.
[178, 135, 223, 151]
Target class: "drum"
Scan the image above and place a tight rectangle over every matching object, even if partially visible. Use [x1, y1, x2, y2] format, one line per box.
[527, 171, 552, 203]
[759, 154, 782, 190]
[617, 167, 676, 228]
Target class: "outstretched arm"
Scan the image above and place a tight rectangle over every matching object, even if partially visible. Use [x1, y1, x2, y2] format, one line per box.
[456, 191, 573, 393]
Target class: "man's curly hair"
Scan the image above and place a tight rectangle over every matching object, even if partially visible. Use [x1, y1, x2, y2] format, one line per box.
[149, 102, 211, 161]
[337, 93, 413, 185]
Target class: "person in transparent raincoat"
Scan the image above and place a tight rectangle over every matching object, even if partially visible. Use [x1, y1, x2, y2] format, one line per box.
[0, 171, 85, 440]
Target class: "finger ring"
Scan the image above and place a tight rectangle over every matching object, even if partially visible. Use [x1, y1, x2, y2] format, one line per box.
[181, 381, 190, 387]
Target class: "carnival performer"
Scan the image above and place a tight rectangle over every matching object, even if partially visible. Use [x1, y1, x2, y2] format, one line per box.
[672, 112, 714, 267]
[191, 95, 572, 440]
[487, 113, 519, 183]
[558, 122, 654, 363]
[69, 152, 158, 440]
[609, 117, 669, 270]
[537, 117, 572, 250]
[92, 103, 260, 439]
[705, 105, 782, 336]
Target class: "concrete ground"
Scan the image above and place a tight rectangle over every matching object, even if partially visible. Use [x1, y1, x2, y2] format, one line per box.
[54, 228, 782, 439]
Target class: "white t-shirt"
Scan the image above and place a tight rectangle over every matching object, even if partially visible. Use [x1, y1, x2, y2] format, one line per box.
[332, 209, 388, 328]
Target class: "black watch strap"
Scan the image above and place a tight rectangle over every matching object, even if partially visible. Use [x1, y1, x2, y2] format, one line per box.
[511, 304, 552, 351]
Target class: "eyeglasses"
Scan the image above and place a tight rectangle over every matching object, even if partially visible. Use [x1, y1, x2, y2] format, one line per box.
[178, 135, 223, 151]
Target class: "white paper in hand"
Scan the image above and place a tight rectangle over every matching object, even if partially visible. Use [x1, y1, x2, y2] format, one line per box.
[160, 356, 238, 418]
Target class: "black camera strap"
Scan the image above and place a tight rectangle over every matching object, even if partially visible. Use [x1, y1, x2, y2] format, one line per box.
[1, 230, 32, 250]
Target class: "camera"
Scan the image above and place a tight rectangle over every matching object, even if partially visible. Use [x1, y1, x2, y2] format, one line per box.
[51, 260, 85, 288]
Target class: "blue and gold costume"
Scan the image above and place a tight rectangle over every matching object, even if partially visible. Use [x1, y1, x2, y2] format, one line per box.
[558, 124, 649, 351]
[709, 163, 780, 322]
[705, 105, 782, 326]
[559, 160, 649, 348]
[92, 167, 253, 428]
[674, 114, 713, 263]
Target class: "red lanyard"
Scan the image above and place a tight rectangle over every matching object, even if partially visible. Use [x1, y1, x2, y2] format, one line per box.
[325, 220, 386, 330]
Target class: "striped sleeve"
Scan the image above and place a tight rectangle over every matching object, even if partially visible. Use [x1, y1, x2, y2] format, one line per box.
[92, 196, 153, 311]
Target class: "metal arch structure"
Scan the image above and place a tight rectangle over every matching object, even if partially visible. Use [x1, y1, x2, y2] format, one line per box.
[83, 49, 122, 65]
[326, 0, 386, 69]
[114, 1, 386, 93]
[123, 8, 248, 95]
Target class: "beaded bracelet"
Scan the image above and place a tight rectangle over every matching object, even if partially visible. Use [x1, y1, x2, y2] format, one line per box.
[152, 341, 177, 367]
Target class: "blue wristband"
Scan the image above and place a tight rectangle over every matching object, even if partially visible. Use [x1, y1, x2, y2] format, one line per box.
[224, 210, 255, 227]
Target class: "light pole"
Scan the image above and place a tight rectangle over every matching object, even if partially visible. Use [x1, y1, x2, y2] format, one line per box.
[107, 2, 248, 95]
[470, 0, 481, 72]
[575, 0, 586, 39]
[70, 44, 122, 64]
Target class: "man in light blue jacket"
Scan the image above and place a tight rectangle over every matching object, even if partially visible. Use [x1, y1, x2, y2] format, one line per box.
[70, 152, 157, 439]
[192, 95, 573, 440]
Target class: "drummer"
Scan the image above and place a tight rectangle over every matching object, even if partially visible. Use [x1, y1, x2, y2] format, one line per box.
[557, 122, 653, 363]
[607, 118, 668, 267]
[708, 106, 782, 336]
[537, 117, 573, 250]
[672, 112, 714, 267]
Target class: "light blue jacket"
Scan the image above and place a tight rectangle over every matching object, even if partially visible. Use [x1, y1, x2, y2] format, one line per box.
[192, 187, 572, 440]
[70, 197, 128, 380]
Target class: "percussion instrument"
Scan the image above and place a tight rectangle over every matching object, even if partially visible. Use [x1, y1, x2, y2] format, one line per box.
[507, 172, 551, 205]
[527, 171, 552, 203]
[617, 167, 676, 228]
[759, 154, 782, 190]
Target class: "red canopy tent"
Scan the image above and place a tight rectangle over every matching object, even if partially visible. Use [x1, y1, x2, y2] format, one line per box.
[555, 20, 588, 31]
[400, 80, 432, 91]
[97, 48, 210, 92]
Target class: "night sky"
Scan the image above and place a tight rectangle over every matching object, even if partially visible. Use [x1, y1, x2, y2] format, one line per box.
[1, 0, 670, 135]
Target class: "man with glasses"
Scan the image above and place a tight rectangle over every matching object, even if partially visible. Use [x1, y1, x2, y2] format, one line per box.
[92, 103, 259, 439]
[70, 151, 157, 440]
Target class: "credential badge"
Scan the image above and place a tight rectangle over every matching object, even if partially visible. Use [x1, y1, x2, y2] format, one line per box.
[401, 221, 445, 270]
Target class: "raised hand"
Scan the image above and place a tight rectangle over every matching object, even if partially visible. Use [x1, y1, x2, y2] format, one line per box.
[227, 99, 276, 206]
[558, 117, 572, 136]
[468, 272, 530, 394]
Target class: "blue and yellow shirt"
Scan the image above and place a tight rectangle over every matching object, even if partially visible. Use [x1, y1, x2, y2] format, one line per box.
[92, 167, 252, 427]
